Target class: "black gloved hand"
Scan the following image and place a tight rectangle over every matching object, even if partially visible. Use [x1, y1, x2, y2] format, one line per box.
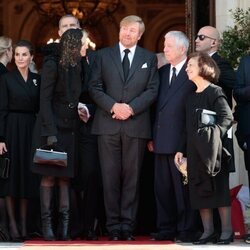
[47, 136, 58, 146]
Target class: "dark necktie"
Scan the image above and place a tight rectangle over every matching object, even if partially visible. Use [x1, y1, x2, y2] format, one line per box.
[122, 49, 130, 80]
[169, 67, 176, 86]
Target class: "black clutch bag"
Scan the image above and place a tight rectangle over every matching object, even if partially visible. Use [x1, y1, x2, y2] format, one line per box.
[196, 108, 217, 128]
[0, 155, 10, 179]
[33, 146, 67, 168]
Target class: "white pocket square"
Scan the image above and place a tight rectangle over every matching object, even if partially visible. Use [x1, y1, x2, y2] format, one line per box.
[141, 63, 148, 68]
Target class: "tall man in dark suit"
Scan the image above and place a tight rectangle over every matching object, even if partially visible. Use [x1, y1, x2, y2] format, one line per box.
[233, 55, 250, 244]
[149, 31, 196, 242]
[89, 15, 159, 241]
[195, 26, 236, 109]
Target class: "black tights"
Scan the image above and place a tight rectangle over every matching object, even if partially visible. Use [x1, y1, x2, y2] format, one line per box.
[5, 196, 27, 238]
[199, 206, 232, 239]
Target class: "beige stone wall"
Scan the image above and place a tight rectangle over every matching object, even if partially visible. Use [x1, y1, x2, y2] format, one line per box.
[216, 0, 250, 34]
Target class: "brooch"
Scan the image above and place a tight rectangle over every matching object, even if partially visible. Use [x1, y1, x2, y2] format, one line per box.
[33, 79, 37, 86]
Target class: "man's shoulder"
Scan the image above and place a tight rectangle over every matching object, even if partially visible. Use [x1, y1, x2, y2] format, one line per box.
[95, 45, 117, 58]
[159, 63, 170, 73]
[240, 54, 250, 64]
[136, 45, 156, 57]
[212, 52, 228, 64]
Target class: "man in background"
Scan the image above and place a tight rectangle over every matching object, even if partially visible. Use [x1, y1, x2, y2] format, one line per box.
[195, 26, 236, 109]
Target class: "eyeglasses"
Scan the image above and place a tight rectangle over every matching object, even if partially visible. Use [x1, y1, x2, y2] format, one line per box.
[195, 34, 216, 41]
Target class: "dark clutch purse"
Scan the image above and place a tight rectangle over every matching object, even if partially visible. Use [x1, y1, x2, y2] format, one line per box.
[33, 145, 67, 167]
[0, 155, 10, 179]
[196, 108, 217, 128]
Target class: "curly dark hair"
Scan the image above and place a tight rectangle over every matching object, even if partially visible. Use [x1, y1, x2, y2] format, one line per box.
[59, 28, 83, 69]
[187, 52, 220, 83]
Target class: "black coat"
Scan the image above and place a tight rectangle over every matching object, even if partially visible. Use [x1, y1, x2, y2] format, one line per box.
[0, 69, 40, 197]
[32, 50, 84, 178]
[0, 63, 8, 76]
[234, 55, 250, 136]
[212, 52, 237, 109]
[185, 85, 233, 209]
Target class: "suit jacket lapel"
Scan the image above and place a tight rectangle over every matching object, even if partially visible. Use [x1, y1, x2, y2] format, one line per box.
[159, 63, 188, 110]
[109, 44, 125, 81]
[158, 65, 170, 110]
[13, 69, 34, 101]
[126, 46, 144, 82]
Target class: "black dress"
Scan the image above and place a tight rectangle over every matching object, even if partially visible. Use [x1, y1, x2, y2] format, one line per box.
[0, 69, 40, 198]
[31, 53, 83, 178]
[185, 84, 233, 209]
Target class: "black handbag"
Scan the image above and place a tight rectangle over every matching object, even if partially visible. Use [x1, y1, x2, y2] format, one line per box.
[33, 145, 67, 167]
[196, 108, 217, 128]
[0, 155, 10, 179]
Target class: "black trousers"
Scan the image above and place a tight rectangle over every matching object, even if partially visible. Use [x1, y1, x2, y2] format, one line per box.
[72, 122, 102, 233]
[98, 133, 147, 233]
[154, 154, 196, 235]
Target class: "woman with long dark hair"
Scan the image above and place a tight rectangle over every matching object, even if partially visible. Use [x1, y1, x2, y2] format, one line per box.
[32, 28, 89, 241]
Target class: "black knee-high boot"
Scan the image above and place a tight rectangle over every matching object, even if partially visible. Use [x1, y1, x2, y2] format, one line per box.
[40, 186, 55, 241]
[58, 186, 70, 240]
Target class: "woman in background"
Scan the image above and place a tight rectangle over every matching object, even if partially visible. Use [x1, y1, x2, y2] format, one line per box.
[0, 36, 13, 75]
[0, 40, 40, 241]
[0, 35, 13, 239]
[32, 28, 88, 241]
[175, 52, 233, 245]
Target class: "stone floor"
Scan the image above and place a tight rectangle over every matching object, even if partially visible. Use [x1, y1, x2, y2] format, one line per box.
[0, 239, 249, 250]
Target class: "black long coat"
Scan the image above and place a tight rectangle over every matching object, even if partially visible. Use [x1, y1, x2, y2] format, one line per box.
[185, 84, 233, 209]
[31, 54, 83, 178]
[0, 69, 40, 197]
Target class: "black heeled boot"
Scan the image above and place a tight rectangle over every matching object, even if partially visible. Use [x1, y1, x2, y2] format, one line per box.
[40, 186, 56, 241]
[57, 186, 71, 241]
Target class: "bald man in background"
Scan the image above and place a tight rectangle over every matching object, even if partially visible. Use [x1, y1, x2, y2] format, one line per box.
[195, 26, 236, 109]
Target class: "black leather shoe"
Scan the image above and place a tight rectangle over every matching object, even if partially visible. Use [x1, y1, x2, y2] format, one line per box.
[86, 230, 98, 240]
[121, 231, 135, 241]
[193, 233, 218, 245]
[175, 231, 200, 243]
[150, 232, 175, 241]
[11, 236, 24, 242]
[109, 230, 121, 241]
[217, 233, 234, 245]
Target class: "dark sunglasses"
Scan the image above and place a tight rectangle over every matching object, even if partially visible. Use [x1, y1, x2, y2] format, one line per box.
[195, 34, 216, 41]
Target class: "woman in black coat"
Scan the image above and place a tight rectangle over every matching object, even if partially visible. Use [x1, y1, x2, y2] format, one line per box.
[0, 40, 40, 241]
[32, 28, 89, 241]
[175, 52, 233, 245]
[0, 35, 13, 234]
